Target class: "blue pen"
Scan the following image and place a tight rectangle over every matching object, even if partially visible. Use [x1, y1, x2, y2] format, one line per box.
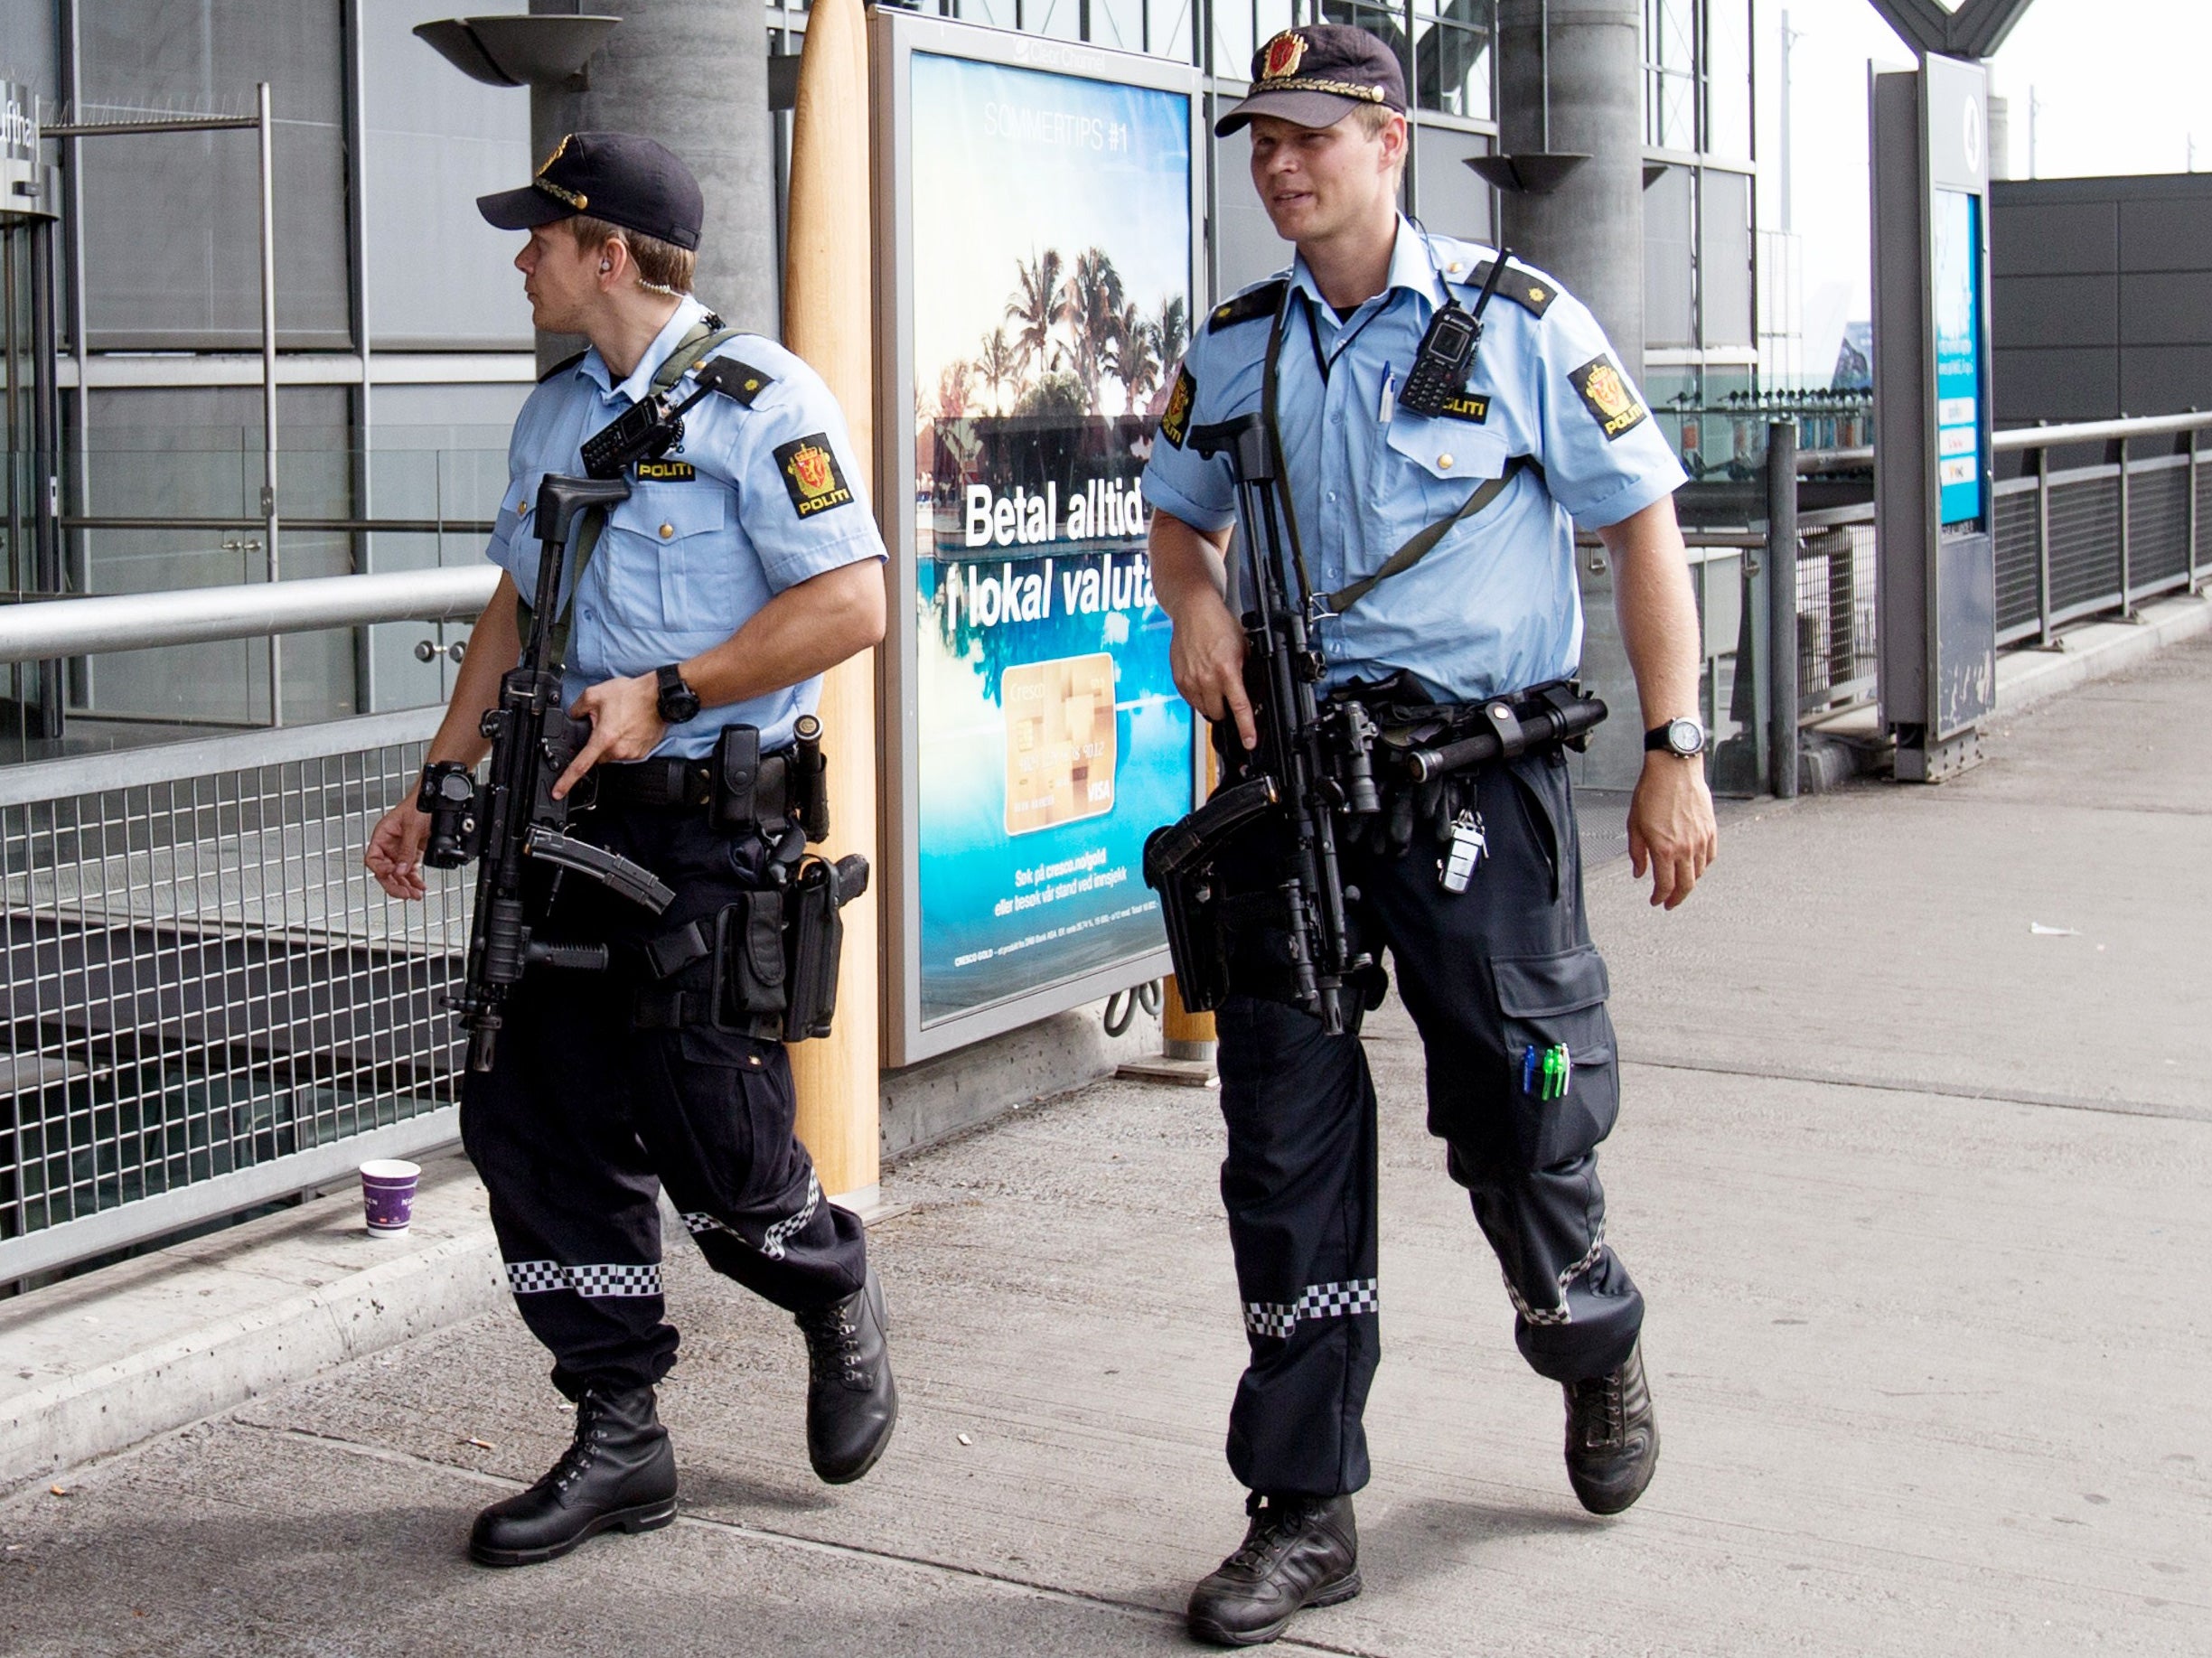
[1378, 362, 1395, 425]
[1521, 1044, 1539, 1095]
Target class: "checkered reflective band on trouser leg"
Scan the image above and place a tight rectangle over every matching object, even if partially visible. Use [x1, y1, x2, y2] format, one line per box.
[1242, 1279, 1380, 1341]
[505, 1260, 665, 1298]
[1216, 993, 1385, 1499]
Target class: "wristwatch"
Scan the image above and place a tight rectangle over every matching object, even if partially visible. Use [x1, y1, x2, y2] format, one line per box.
[654, 663, 701, 725]
[1644, 716, 1706, 759]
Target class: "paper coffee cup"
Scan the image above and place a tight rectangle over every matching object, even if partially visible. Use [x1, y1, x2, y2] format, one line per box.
[361, 1159, 422, 1235]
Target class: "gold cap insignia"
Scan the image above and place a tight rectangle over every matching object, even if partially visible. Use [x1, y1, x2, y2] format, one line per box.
[1261, 31, 1308, 80]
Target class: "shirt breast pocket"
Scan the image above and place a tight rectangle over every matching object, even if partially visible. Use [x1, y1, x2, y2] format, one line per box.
[602, 483, 731, 632]
[1373, 417, 1514, 567]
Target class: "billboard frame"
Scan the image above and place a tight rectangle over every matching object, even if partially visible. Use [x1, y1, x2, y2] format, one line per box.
[870, 12, 1204, 1066]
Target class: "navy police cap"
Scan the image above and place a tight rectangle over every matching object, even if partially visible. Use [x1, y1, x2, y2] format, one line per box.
[1214, 24, 1407, 137]
[477, 131, 704, 251]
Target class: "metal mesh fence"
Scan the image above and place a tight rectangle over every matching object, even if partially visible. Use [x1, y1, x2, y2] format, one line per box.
[1793, 516, 1878, 719]
[2047, 473, 2123, 618]
[1, 715, 469, 1279]
[1993, 485, 2039, 635]
[2128, 463, 2190, 593]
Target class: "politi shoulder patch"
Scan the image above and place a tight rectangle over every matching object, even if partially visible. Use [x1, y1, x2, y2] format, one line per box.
[1569, 355, 1648, 441]
[1159, 365, 1197, 448]
[1207, 279, 1288, 333]
[775, 434, 855, 518]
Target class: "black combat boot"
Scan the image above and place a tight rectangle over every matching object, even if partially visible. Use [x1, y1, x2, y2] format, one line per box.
[1563, 1337, 1660, 1515]
[1186, 1493, 1361, 1647]
[794, 1264, 897, 1484]
[469, 1385, 679, 1567]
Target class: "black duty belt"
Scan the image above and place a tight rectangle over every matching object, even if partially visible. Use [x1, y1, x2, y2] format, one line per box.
[595, 755, 716, 810]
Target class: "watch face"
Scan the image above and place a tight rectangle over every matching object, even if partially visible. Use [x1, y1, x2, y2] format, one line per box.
[1668, 717, 1704, 756]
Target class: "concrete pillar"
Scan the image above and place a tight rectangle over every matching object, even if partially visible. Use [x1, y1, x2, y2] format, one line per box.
[1495, 0, 1645, 379]
[1495, 0, 1650, 791]
[529, 0, 778, 372]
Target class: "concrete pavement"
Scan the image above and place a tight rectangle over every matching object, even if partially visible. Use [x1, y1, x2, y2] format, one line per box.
[3, 637, 2210, 1654]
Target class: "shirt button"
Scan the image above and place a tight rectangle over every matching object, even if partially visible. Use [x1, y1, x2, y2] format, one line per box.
[658, 523, 675, 539]
[1438, 454, 1455, 470]
[1326, 491, 1338, 502]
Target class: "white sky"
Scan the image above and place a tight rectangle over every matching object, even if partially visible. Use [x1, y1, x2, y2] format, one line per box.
[1768, 0, 2212, 368]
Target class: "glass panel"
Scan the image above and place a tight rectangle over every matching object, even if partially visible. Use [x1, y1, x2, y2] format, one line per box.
[1411, 124, 1492, 242]
[79, 0, 351, 350]
[1152, 0, 1195, 61]
[1703, 0, 1750, 160]
[1651, 0, 1695, 72]
[77, 385, 353, 724]
[958, 0, 1019, 26]
[1214, 0, 1255, 76]
[1092, 0, 1148, 52]
[1413, 18, 1489, 118]
[363, 1, 533, 351]
[1643, 163, 1694, 349]
[1699, 167, 1751, 346]
[1028, 0, 1086, 42]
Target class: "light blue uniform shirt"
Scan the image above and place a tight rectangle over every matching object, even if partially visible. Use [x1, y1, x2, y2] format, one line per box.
[1142, 218, 1685, 703]
[486, 295, 886, 757]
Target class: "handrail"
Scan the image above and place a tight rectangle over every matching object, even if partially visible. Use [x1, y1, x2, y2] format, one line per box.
[0, 566, 500, 664]
[1993, 409, 2212, 450]
[1782, 411, 2212, 472]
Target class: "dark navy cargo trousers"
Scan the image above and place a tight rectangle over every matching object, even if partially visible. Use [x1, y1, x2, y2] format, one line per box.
[459, 804, 867, 1401]
[1214, 745, 1645, 1498]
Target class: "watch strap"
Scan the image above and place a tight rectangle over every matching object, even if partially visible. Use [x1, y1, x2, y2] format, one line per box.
[656, 663, 698, 722]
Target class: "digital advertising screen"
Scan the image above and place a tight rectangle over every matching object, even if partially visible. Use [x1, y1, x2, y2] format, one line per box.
[882, 31, 1199, 1053]
[1932, 187, 1984, 528]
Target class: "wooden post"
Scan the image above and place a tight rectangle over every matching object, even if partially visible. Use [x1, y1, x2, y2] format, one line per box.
[783, 0, 879, 1204]
[1161, 977, 1215, 1062]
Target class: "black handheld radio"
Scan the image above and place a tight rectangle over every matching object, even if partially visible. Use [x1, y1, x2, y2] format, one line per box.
[1393, 249, 1514, 418]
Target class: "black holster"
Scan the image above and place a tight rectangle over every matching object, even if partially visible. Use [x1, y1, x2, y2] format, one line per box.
[637, 852, 870, 1043]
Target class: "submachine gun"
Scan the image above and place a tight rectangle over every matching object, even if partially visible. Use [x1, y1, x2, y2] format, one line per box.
[1142, 412, 1607, 1036]
[416, 469, 677, 1074]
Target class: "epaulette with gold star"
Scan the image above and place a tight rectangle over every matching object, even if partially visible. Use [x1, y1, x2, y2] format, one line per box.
[1205, 279, 1289, 333]
[1447, 258, 1558, 317]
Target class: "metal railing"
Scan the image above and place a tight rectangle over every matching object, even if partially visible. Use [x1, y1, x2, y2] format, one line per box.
[1762, 411, 2211, 758]
[1992, 412, 2210, 647]
[0, 571, 497, 1283]
[0, 710, 472, 1284]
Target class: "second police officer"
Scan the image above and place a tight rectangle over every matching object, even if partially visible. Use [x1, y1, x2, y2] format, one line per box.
[1141, 26, 1718, 1646]
[365, 134, 896, 1567]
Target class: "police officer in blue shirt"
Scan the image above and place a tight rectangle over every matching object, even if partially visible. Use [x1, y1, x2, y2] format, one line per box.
[1142, 28, 1717, 1645]
[366, 133, 896, 1567]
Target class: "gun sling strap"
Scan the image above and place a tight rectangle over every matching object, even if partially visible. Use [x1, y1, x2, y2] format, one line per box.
[516, 319, 745, 668]
[1260, 285, 1534, 622]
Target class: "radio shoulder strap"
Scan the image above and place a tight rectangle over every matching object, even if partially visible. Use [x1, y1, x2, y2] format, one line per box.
[1315, 455, 1530, 620]
[517, 319, 747, 668]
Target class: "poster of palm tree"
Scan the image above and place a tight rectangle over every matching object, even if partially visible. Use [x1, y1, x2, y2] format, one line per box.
[902, 48, 1198, 1026]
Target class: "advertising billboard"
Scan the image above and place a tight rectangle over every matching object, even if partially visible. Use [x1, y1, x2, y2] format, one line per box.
[874, 17, 1202, 1063]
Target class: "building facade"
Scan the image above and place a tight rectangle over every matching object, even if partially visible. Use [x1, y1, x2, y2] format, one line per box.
[1, 0, 1763, 757]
